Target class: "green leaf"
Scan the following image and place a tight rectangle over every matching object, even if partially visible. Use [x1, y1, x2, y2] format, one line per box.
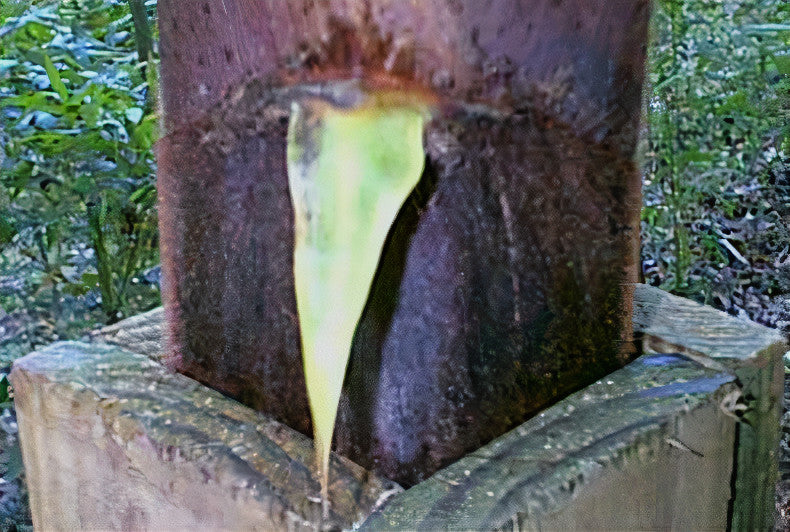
[771, 53, 790, 75]
[716, 90, 755, 116]
[62, 282, 92, 296]
[41, 52, 69, 101]
[0, 374, 9, 405]
[129, 184, 155, 206]
[44, 221, 62, 251]
[80, 101, 101, 128]
[0, 217, 17, 244]
[80, 272, 100, 288]
[678, 148, 713, 168]
[131, 114, 157, 149]
[7, 161, 33, 191]
[18, 20, 54, 44]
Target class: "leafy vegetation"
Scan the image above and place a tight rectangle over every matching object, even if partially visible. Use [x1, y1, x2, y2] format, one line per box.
[0, 0, 159, 363]
[642, 0, 789, 330]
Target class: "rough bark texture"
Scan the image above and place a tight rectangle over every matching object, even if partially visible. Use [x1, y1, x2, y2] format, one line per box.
[157, 0, 650, 485]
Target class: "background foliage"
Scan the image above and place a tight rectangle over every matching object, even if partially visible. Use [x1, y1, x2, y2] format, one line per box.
[0, 0, 159, 365]
[642, 0, 789, 331]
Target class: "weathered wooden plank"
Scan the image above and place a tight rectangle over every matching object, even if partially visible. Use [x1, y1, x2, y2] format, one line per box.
[633, 283, 787, 529]
[13, 285, 785, 529]
[362, 352, 739, 530]
[10, 342, 399, 531]
[89, 306, 165, 361]
[634, 283, 786, 363]
[88, 286, 787, 521]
